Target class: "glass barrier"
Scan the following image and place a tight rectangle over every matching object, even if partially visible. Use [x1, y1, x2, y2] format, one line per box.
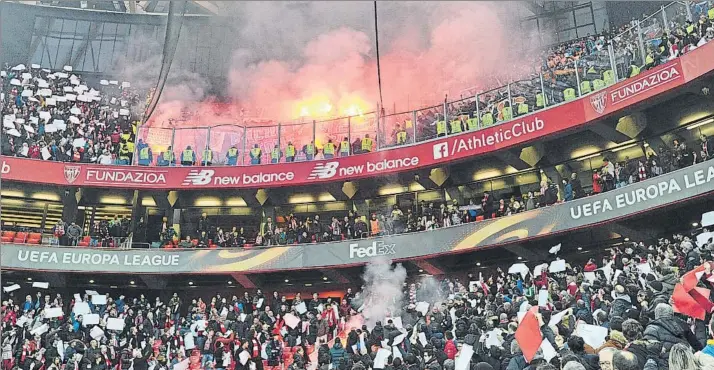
[173, 127, 209, 165]
[444, 97, 473, 135]
[665, 1, 689, 30]
[136, 126, 174, 166]
[348, 112, 378, 153]
[315, 117, 346, 156]
[576, 47, 614, 96]
[244, 125, 278, 165]
[509, 75, 543, 116]
[640, 11, 665, 55]
[478, 86, 510, 126]
[380, 111, 416, 148]
[612, 24, 643, 82]
[282, 121, 315, 162]
[209, 125, 244, 166]
[690, 1, 713, 20]
[414, 104, 444, 143]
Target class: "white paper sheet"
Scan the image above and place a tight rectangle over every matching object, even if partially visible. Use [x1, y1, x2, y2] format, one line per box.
[32, 281, 49, 290]
[415, 302, 430, 316]
[184, 333, 195, 350]
[31, 324, 48, 336]
[540, 339, 558, 362]
[83, 313, 100, 326]
[295, 302, 307, 314]
[549, 260, 566, 273]
[697, 232, 714, 247]
[239, 352, 250, 366]
[90, 326, 104, 340]
[548, 310, 568, 328]
[73, 302, 91, 315]
[373, 348, 391, 369]
[106, 317, 125, 331]
[454, 344, 473, 370]
[284, 313, 300, 329]
[702, 211, 714, 227]
[3, 284, 20, 292]
[45, 307, 63, 318]
[538, 290, 549, 307]
[576, 322, 608, 349]
[91, 295, 107, 305]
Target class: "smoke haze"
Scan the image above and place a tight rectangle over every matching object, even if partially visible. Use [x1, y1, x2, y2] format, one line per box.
[360, 258, 407, 328]
[113, 2, 540, 127]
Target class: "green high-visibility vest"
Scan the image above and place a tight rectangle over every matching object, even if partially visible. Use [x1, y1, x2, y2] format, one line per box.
[361, 138, 372, 151]
[250, 148, 261, 158]
[324, 142, 335, 154]
[646, 54, 654, 65]
[227, 148, 238, 157]
[183, 149, 193, 161]
[163, 151, 173, 161]
[340, 141, 350, 153]
[271, 148, 280, 160]
[286, 145, 295, 157]
[202, 150, 212, 161]
[139, 147, 150, 159]
[306, 144, 315, 155]
[687, 24, 695, 34]
[449, 120, 462, 134]
[517, 104, 529, 115]
[709, 8, 714, 19]
[436, 120, 447, 135]
[119, 145, 130, 160]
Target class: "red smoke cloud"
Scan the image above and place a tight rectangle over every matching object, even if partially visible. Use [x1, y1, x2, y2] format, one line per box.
[147, 2, 539, 128]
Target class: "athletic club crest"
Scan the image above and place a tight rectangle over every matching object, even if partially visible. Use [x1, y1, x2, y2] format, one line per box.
[63, 165, 81, 184]
[590, 91, 607, 115]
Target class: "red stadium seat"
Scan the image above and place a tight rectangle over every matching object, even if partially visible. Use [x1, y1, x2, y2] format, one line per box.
[27, 233, 42, 244]
[2, 231, 16, 243]
[475, 215, 484, 221]
[77, 236, 91, 247]
[243, 244, 253, 249]
[13, 232, 27, 243]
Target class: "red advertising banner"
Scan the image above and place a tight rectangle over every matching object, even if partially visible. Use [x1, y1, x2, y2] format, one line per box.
[2, 42, 713, 190]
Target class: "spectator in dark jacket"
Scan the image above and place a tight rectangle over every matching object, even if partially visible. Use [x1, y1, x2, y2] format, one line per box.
[643, 303, 703, 354]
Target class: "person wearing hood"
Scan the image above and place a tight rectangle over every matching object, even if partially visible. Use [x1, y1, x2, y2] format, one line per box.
[97, 149, 113, 165]
[329, 340, 346, 369]
[643, 303, 703, 354]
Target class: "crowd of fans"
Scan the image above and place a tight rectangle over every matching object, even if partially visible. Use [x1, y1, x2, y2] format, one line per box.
[0, 64, 142, 165]
[4, 224, 714, 370]
[3, 5, 712, 165]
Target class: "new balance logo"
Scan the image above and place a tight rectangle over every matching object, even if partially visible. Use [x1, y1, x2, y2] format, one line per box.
[182, 169, 214, 185]
[308, 162, 339, 180]
[433, 142, 449, 159]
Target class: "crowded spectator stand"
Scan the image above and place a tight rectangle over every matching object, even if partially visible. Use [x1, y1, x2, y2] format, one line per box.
[3, 221, 714, 370]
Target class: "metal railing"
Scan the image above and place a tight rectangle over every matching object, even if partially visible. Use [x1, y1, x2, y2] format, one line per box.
[125, 2, 701, 167]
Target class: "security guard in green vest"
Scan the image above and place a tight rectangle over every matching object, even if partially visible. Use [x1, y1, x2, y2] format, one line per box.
[340, 137, 350, 157]
[361, 134, 373, 153]
[158, 146, 174, 166]
[249, 144, 262, 165]
[436, 120, 447, 137]
[226, 146, 239, 166]
[137, 140, 152, 166]
[181, 145, 195, 166]
[323, 139, 336, 159]
[449, 119, 463, 134]
[118, 140, 132, 165]
[201, 147, 213, 166]
[270, 144, 281, 164]
[285, 141, 296, 162]
[304, 141, 316, 160]
[395, 124, 407, 145]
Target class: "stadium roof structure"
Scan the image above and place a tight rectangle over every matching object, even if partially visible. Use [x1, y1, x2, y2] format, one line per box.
[13, 0, 223, 16]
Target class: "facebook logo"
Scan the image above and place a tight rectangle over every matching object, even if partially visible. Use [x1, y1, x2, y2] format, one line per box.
[433, 142, 449, 159]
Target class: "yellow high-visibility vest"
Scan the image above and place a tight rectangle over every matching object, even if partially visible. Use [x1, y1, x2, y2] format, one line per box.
[306, 144, 315, 155]
[340, 141, 350, 153]
[163, 151, 173, 161]
[271, 148, 280, 160]
[687, 24, 695, 34]
[361, 138, 372, 151]
[467, 118, 478, 130]
[139, 147, 150, 159]
[436, 120, 447, 135]
[250, 148, 261, 158]
[396, 130, 407, 144]
[324, 142, 335, 154]
[630, 65, 641, 77]
[119, 144, 130, 159]
[227, 148, 238, 158]
[450, 120, 462, 134]
[202, 150, 212, 162]
[183, 149, 193, 161]
[286, 144, 295, 157]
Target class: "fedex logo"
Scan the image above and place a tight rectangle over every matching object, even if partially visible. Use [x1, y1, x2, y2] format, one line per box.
[433, 142, 449, 159]
[349, 241, 396, 259]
